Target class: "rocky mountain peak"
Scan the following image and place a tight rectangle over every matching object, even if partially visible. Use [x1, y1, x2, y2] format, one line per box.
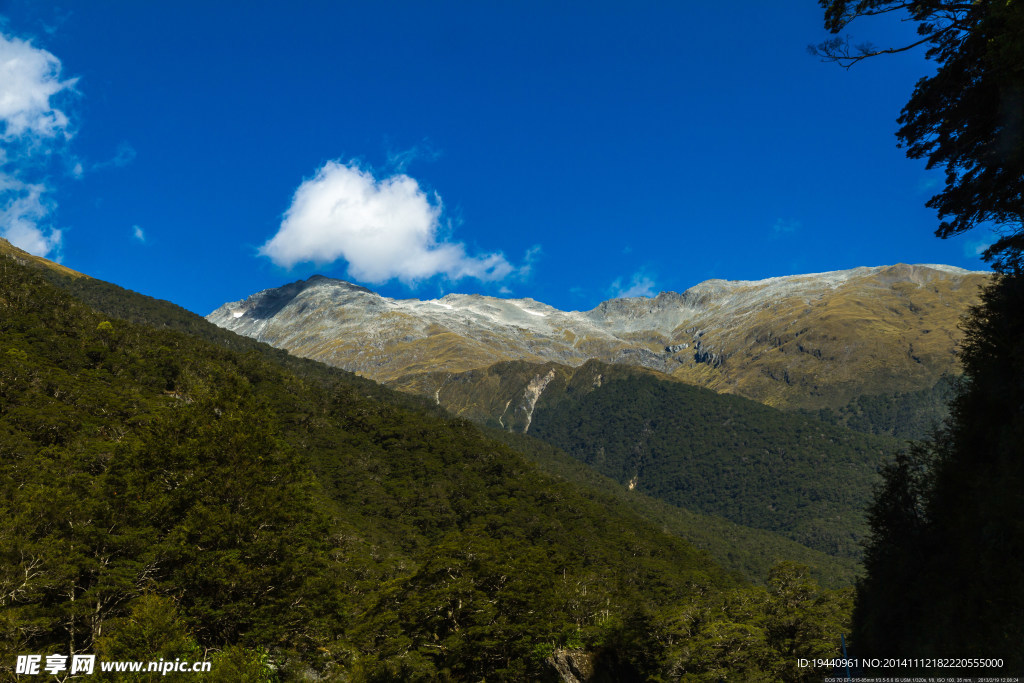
[207, 263, 991, 409]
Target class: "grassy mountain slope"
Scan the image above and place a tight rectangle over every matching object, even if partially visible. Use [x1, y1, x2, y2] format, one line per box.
[209, 263, 987, 411]
[663, 264, 987, 408]
[0, 237, 87, 279]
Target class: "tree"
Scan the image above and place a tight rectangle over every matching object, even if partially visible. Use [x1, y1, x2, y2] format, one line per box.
[813, 1, 1024, 673]
[812, 0, 1024, 271]
[852, 276, 1024, 670]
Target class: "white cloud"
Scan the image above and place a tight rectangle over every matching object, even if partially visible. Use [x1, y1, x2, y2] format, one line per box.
[0, 33, 76, 140]
[260, 161, 516, 285]
[0, 174, 60, 256]
[133, 225, 145, 242]
[517, 244, 542, 279]
[610, 272, 658, 298]
[0, 31, 76, 257]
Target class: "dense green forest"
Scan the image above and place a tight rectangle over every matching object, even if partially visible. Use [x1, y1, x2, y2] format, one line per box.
[0, 255, 854, 679]
[805, 376, 957, 440]
[394, 356, 901, 562]
[528, 371, 899, 559]
[32, 262, 434, 415]
[27, 244, 860, 588]
[484, 427, 860, 589]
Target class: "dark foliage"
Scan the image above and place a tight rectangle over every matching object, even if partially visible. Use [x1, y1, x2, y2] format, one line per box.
[816, 3, 1024, 674]
[527, 373, 900, 559]
[34, 267, 442, 417]
[0, 257, 857, 679]
[483, 426, 861, 589]
[852, 274, 1024, 673]
[807, 375, 958, 440]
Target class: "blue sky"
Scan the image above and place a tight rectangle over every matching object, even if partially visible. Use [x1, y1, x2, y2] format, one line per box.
[0, 2, 995, 315]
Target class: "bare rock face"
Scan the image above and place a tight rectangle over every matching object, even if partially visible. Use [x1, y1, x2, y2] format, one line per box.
[207, 264, 990, 409]
[546, 649, 594, 683]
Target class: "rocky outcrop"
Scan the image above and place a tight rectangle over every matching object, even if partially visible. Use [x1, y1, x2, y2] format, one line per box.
[522, 369, 556, 433]
[692, 339, 725, 368]
[546, 649, 594, 683]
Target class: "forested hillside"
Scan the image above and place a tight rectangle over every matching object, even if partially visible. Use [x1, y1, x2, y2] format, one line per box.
[394, 356, 899, 560]
[0, 256, 854, 679]
[484, 428, 861, 588]
[8, 237, 860, 587]
[806, 376, 957, 440]
[528, 369, 899, 559]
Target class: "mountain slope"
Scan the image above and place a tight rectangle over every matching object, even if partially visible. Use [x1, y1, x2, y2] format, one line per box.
[394, 358, 898, 559]
[0, 236, 88, 280]
[208, 263, 988, 409]
[2, 238, 858, 587]
[2, 237, 864, 585]
[0, 247, 856, 679]
[806, 374, 959, 440]
[484, 427, 861, 588]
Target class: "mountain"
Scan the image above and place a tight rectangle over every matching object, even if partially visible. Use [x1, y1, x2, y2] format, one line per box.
[393, 358, 899, 559]
[0, 243, 856, 679]
[0, 235, 89, 279]
[208, 263, 989, 409]
[0, 236, 863, 585]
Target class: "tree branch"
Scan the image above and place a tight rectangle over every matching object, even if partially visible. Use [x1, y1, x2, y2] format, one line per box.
[809, 23, 957, 68]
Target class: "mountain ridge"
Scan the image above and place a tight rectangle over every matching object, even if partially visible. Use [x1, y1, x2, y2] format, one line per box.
[209, 263, 990, 408]
[0, 237, 88, 279]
